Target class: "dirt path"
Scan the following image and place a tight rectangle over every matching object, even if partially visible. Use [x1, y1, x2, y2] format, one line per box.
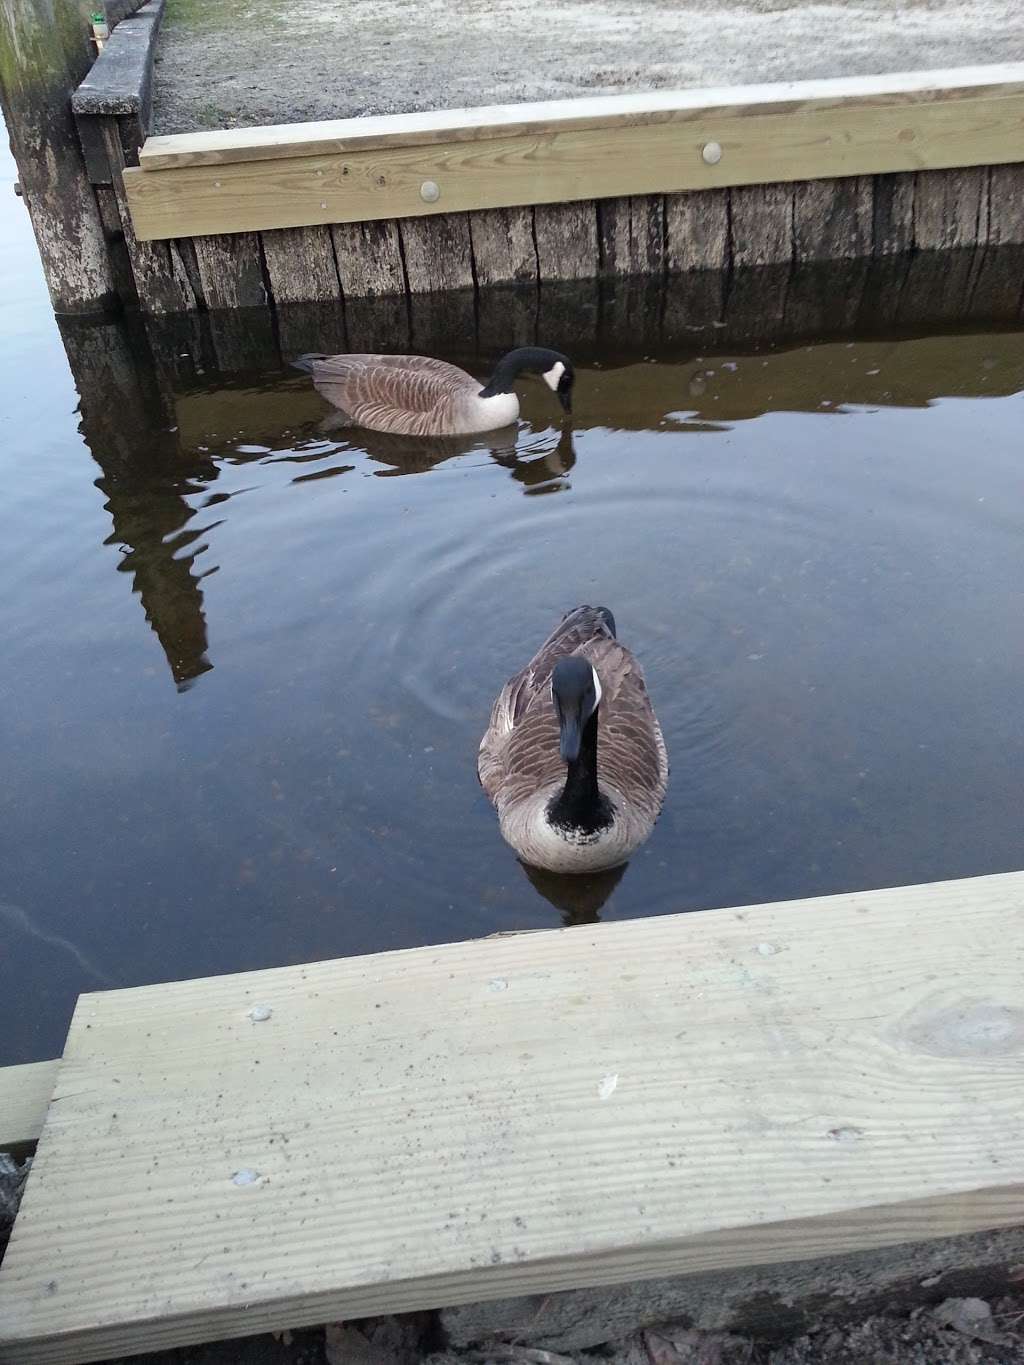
[152, 0, 1024, 134]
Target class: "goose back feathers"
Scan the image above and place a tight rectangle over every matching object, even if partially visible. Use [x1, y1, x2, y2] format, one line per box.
[479, 606, 668, 873]
[293, 347, 573, 438]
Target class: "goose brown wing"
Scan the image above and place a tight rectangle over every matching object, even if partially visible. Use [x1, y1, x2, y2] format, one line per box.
[306, 355, 479, 435]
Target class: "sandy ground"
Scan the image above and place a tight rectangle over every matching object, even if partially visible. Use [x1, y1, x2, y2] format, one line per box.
[152, 0, 1024, 134]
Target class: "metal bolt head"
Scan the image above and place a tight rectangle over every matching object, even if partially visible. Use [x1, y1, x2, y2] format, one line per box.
[419, 180, 441, 203]
[701, 141, 723, 166]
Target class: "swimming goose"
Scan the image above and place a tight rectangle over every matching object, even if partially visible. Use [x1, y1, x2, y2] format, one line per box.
[293, 347, 574, 437]
[479, 606, 668, 873]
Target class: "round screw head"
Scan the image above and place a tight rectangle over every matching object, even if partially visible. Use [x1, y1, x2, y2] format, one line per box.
[701, 141, 723, 166]
[420, 180, 441, 203]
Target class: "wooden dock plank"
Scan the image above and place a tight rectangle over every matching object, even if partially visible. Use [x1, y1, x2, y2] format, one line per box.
[122, 70, 1024, 241]
[137, 66, 1024, 171]
[1, 872, 1023, 1363]
[0, 1062, 59, 1151]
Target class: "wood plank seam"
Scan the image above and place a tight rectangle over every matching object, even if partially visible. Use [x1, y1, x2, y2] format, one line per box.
[0, 873, 1022, 1364]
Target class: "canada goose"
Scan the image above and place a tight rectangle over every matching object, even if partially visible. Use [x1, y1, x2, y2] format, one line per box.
[293, 347, 575, 438]
[479, 606, 668, 873]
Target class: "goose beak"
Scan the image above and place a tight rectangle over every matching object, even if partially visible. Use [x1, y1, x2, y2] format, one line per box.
[558, 387, 573, 415]
[558, 708, 582, 763]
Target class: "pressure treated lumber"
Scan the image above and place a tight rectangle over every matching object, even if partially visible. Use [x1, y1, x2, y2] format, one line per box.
[138, 66, 1024, 171]
[0, 1062, 58, 1151]
[123, 66, 1024, 241]
[1, 871, 1022, 1364]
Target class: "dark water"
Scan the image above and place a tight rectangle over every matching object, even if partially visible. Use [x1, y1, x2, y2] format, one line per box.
[2, 138, 1023, 1064]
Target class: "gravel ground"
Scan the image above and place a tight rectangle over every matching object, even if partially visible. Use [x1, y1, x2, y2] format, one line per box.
[99, 1297, 1024, 1365]
[152, 0, 1024, 133]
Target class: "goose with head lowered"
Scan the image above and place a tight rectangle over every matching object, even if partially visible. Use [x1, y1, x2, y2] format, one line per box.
[292, 347, 574, 438]
[479, 606, 668, 874]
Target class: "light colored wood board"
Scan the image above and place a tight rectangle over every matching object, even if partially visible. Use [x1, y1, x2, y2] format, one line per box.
[664, 189, 729, 274]
[987, 163, 1024, 245]
[191, 233, 266, 310]
[792, 176, 873, 263]
[534, 202, 599, 282]
[468, 207, 537, 286]
[730, 184, 795, 268]
[0, 1063, 59, 1151]
[260, 225, 341, 303]
[331, 220, 406, 298]
[138, 66, 1024, 170]
[2, 872, 1024, 1364]
[101, 120, 197, 314]
[913, 167, 990, 251]
[598, 196, 665, 277]
[872, 171, 916, 256]
[399, 213, 474, 293]
[123, 86, 1024, 242]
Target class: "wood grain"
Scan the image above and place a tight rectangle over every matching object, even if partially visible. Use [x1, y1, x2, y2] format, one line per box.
[123, 76, 1024, 242]
[260, 225, 341, 303]
[0, 1063, 58, 1151]
[138, 66, 1024, 171]
[191, 232, 266, 310]
[469, 207, 537, 287]
[664, 189, 730, 273]
[1, 872, 1023, 1364]
[331, 219, 406, 298]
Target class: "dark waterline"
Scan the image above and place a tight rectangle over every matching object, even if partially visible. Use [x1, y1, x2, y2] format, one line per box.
[2, 133, 1023, 1065]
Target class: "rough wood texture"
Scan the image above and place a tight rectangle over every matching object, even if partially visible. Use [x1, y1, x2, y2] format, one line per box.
[123, 67, 1024, 242]
[468, 207, 537, 286]
[102, 118, 197, 313]
[664, 189, 729, 273]
[331, 219, 406, 298]
[191, 232, 266, 309]
[400, 212, 474, 293]
[730, 183, 794, 268]
[0, 1063, 58, 1151]
[872, 171, 916, 256]
[598, 195, 665, 277]
[792, 175, 873, 262]
[0, 0, 117, 311]
[913, 166, 991, 251]
[1, 872, 1022, 1365]
[138, 66, 1024, 171]
[534, 202, 599, 282]
[260, 225, 341, 303]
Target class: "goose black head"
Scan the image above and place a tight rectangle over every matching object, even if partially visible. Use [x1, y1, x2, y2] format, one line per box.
[482, 348, 575, 415]
[551, 656, 602, 764]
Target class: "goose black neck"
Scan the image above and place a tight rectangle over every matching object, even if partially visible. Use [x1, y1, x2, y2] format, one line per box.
[548, 710, 614, 835]
[479, 347, 565, 397]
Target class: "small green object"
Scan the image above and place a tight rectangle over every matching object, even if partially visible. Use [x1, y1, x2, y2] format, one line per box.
[90, 11, 104, 21]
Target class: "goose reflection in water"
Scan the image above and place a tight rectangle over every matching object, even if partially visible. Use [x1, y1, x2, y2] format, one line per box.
[328, 421, 576, 494]
[520, 860, 627, 925]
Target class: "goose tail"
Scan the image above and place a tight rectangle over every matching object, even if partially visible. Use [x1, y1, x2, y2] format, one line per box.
[291, 353, 327, 375]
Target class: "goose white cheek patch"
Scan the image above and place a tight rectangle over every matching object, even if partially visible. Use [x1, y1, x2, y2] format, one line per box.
[542, 361, 566, 392]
